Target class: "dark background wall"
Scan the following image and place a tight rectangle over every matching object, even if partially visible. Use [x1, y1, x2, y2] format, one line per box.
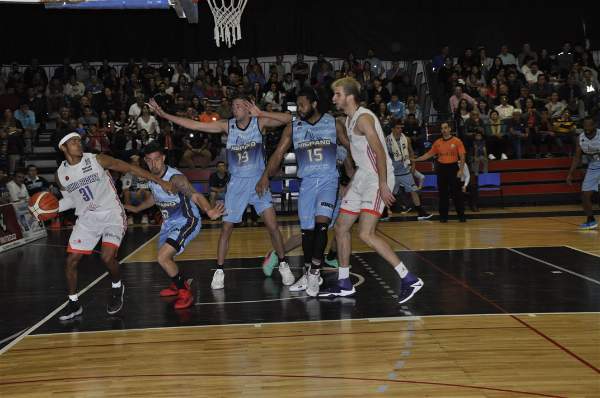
[0, 0, 596, 63]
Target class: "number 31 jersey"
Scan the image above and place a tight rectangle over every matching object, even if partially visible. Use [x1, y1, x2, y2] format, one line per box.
[292, 113, 337, 179]
[57, 153, 122, 216]
[226, 117, 265, 178]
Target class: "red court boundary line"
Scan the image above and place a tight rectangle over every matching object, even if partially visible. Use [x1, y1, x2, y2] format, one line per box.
[377, 229, 600, 375]
[0, 373, 566, 397]
[11, 326, 524, 352]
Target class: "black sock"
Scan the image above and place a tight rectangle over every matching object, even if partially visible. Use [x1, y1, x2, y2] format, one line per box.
[216, 263, 224, 270]
[588, 215, 596, 223]
[172, 273, 185, 289]
[278, 256, 287, 264]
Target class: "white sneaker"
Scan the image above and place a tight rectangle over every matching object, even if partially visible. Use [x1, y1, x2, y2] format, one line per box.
[290, 272, 324, 292]
[141, 215, 149, 224]
[488, 154, 496, 160]
[278, 262, 295, 286]
[211, 269, 224, 290]
[289, 274, 308, 292]
[501, 153, 508, 160]
[306, 270, 321, 297]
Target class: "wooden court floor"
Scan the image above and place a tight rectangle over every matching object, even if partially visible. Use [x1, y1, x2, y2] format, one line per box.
[1, 205, 599, 397]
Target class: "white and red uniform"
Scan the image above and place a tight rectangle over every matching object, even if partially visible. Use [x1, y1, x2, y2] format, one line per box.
[341, 107, 394, 216]
[57, 153, 126, 254]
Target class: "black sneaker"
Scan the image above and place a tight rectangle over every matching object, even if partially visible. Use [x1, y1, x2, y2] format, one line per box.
[58, 300, 82, 321]
[107, 284, 125, 315]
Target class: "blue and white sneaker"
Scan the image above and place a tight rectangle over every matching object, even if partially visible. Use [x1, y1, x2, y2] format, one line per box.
[262, 250, 278, 276]
[579, 220, 598, 230]
[398, 273, 424, 304]
[318, 277, 356, 297]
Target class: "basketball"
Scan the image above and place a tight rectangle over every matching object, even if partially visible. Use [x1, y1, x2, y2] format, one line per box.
[28, 192, 59, 222]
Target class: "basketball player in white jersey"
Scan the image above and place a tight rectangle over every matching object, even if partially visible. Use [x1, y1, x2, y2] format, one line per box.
[325, 77, 423, 303]
[55, 133, 174, 321]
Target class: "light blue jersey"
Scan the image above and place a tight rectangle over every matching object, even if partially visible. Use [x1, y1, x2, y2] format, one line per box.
[580, 129, 600, 192]
[226, 117, 265, 178]
[149, 166, 201, 254]
[292, 113, 337, 179]
[580, 129, 600, 170]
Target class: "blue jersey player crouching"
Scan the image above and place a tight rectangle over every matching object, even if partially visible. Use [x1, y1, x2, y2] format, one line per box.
[147, 97, 295, 290]
[125, 142, 224, 309]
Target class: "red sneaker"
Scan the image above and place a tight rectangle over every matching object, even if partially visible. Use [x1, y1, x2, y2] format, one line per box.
[159, 283, 178, 297]
[160, 281, 190, 297]
[174, 288, 194, 309]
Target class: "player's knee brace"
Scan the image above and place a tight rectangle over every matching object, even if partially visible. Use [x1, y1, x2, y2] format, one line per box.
[312, 222, 329, 263]
[301, 229, 314, 265]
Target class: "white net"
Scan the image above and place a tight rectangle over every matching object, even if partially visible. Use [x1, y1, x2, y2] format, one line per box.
[206, 0, 248, 48]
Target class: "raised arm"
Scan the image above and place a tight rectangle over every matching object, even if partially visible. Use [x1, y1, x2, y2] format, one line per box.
[147, 98, 228, 134]
[96, 153, 174, 194]
[246, 101, 292, 129]
[356, 114, 395, 207]
[170, 174, 224, 220]
[256, 123, 292, 196]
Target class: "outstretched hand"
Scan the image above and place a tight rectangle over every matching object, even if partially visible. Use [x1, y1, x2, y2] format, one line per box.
[244, 100, 262, 118]
[207, 203, 225, 220]
[147, 98, 165, 117]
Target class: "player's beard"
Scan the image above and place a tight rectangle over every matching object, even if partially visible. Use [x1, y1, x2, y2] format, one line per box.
[299, 107, 315, 121]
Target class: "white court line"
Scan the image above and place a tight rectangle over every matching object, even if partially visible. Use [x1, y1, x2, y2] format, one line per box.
[508, 248, 600, 286]
[0, 328, 27, 345]
[563, 245, 600, 259]
[0, 231, 160, 356]
[28, 311, 600, 338]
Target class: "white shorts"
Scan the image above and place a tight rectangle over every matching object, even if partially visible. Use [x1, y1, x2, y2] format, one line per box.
[68, 209, 126, 255]
[341, 170, 394, 217]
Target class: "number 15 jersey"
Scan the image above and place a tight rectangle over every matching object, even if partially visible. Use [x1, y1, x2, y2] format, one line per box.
[292, 113, 337, 179]
[57, 153, 122, 216]
[226, 117, 265, 178]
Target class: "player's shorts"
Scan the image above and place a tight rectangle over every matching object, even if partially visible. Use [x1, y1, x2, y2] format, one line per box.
[223, 175, 273, 224]
[298, 177, 338, 230]
[67, 208, 126, 254]
[393, 173, 418, 194]
[158, 215, 202, 256]
[341, 170, 394, 217]
[582, 167, 600, 192]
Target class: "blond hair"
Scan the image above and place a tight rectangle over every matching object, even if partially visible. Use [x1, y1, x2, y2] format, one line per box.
[331, 77, 361, 103]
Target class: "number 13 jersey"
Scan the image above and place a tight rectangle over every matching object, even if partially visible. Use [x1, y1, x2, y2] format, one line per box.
[226, 117, 265, 178]
[292, 113, 337, 179]
[57, 153, 122, 216]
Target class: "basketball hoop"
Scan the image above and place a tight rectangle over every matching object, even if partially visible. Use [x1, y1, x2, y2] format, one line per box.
[206, 0, 248, 48]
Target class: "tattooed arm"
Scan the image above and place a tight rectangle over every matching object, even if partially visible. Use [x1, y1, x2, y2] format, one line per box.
[170, 174, 224, 220]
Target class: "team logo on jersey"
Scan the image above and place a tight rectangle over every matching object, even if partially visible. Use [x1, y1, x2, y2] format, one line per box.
[304, 129, 315, 141]
[451, 144, 456, 149]
[85, 158, 91, 166]
[65, 176, 70, 181]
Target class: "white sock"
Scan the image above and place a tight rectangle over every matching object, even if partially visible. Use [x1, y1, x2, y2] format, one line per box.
[112, 280, 122, 288]
[395, 262, 408, 278]
[339, 267, 350, 280]
[68, 294, 78, 302]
